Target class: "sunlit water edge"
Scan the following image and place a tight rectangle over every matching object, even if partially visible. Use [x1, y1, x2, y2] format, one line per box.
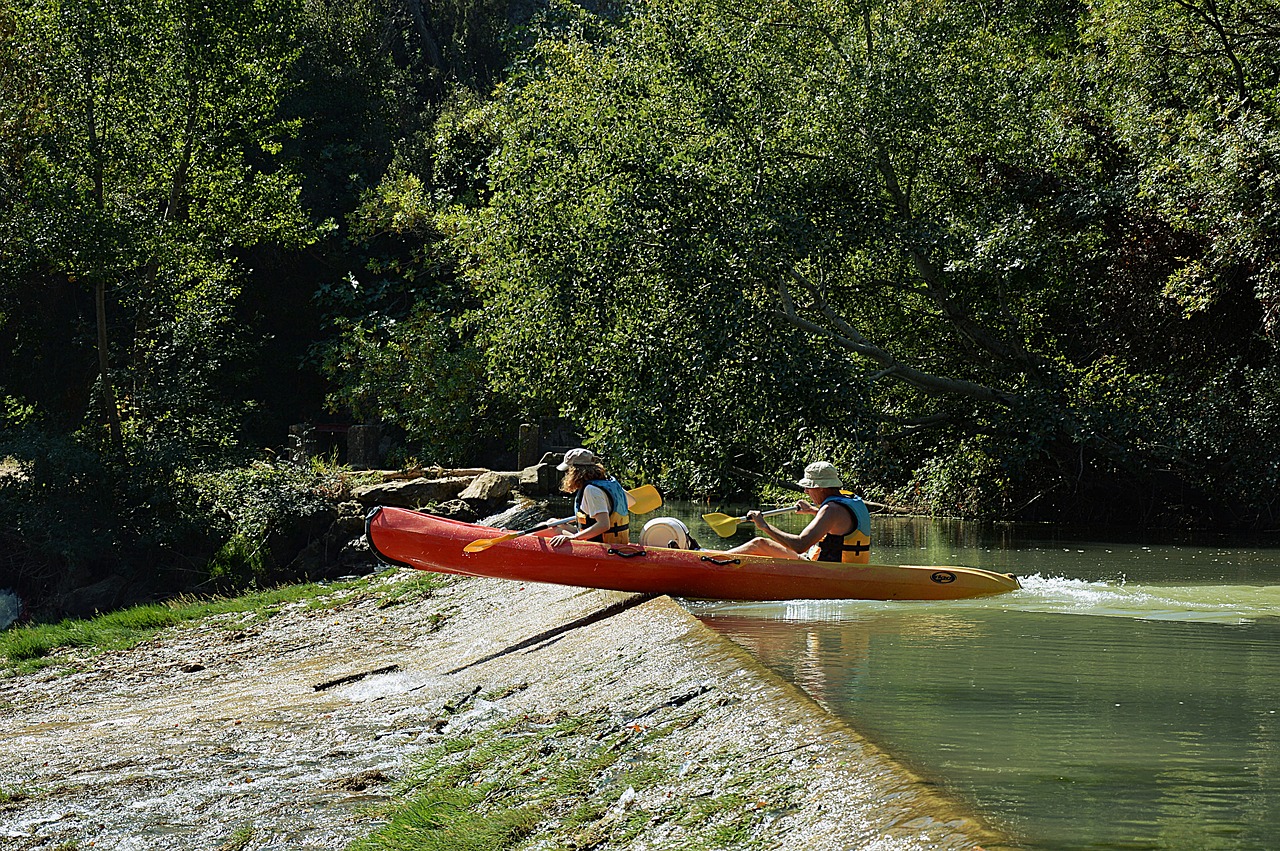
[666, 506, 1280, 850]
[685, 574, 1280, 625]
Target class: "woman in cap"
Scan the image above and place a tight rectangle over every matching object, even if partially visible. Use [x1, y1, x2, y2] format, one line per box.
[726, 461, 871, 563]
[549, 448, 633, 547]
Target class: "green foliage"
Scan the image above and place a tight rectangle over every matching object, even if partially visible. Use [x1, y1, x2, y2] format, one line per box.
[896, 440, 1012, 518]
[320, 306, 500, 465]
[4, 0, 321, 450]
[453, 3, 894, 494]
[0, 421, 356, 613]
[3, 0, 1280, 531]
[410, 0, 1280, 524]
[1084, 0, 1280, 323]
[0, 428, 211, 598]
[189, 459, 348, 588]
[309, 80, 513, 465]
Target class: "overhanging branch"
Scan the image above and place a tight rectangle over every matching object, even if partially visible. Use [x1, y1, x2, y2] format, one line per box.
[778, 272, 1015, 406]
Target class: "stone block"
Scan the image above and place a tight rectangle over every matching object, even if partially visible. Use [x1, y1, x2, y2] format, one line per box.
[347, 424, 385, 470]
[352, 476, 472, 508]
[459, 471, 518, 503]
[519, 462, 561, 496]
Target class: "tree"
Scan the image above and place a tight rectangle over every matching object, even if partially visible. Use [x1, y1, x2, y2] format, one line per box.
[293, 0, 524, 464]
[1078, 0, 1280, 523]
[450, 0, 1280, 522]
[8, 0, 318, 456]
[452, 0, 1069, 496]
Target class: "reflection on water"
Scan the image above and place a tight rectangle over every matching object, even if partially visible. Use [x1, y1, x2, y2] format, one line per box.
[669, 508, 1280, 851]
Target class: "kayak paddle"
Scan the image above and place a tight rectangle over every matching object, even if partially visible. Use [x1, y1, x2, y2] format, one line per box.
[701, 506, 795, 538]
[624, 484, 663, 515]
[463, 484, 663, 553]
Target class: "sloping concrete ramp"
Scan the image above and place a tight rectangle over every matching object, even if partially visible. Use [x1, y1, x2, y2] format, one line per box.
[0, 571, 1012, 850]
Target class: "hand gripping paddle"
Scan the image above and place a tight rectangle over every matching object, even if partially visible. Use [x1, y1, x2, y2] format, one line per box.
[701, 506, 795, 538]
[463, 484, 663, 553]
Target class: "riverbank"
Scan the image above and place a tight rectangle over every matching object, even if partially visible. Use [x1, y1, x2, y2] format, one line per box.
[0, 568, 1011, 850]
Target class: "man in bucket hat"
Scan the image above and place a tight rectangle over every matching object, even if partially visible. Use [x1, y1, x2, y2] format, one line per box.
[727, 461, 872, 563]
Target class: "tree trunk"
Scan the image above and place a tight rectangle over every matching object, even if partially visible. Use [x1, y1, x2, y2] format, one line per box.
[95, 277, 123, 453]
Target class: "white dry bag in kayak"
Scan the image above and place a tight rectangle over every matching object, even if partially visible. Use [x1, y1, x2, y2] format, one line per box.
[639, 517, 698, 550]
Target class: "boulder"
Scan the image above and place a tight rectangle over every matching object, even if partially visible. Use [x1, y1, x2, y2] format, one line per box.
[327, 513, 367, 541]
[287, 506, 379, 579]
[459, 471, 518, 505]
[518, 462, 561, 496]
[336, 536, 377, 573]
[352, 476, 472, 508]
[430, 499, 481, 522]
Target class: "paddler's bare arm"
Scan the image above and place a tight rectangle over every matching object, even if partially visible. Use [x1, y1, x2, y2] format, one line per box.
[747, 503, 844, 554]
[550, 511, 609, 547]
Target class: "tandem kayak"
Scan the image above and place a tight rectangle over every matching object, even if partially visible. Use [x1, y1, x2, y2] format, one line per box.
[365, 506, 1021, 602]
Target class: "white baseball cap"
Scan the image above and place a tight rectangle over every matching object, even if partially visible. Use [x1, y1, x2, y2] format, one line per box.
[556, 447, 600, 470]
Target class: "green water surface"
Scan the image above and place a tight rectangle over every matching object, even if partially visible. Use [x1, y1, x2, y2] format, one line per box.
[661, 504, 1280, 850]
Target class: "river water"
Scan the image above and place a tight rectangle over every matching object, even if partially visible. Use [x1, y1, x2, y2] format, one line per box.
[654, 503, 1280, 850]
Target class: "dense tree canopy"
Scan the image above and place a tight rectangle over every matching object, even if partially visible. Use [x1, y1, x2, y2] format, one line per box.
[441, 0, 1280, 524]
[2, 0, 319, 456]
[3, 0, 1280, 593]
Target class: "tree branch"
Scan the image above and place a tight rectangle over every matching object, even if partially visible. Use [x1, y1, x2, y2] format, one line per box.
[777, 272, 1015, 405]
[1171, 0, 1249, 106]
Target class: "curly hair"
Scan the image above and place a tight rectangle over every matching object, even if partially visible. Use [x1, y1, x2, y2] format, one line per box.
[561, 463, 608, 494]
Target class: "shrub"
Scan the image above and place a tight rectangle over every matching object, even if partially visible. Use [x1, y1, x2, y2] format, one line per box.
[188, 459, 352, 591]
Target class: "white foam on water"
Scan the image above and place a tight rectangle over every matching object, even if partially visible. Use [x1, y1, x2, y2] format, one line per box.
[993, 574, 1280, 624]
[0, 589, 20, 630]
[688, 576, 1280, 625]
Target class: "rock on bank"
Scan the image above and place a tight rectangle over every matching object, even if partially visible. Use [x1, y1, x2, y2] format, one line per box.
[0, 570, 1010, 850]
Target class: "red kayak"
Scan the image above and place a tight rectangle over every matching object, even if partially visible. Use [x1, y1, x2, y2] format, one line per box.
[365, 507, 1021, 602]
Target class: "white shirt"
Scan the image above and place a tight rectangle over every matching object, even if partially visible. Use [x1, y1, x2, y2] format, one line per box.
[579, 482, 635, 519]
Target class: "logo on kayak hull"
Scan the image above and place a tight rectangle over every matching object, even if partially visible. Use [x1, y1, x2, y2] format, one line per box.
[930, 571, 957, 584]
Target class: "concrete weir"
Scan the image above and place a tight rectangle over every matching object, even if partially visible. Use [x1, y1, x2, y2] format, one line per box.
[0, 571, 1012, 850]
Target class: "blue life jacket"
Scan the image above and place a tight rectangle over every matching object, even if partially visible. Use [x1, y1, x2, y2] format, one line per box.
[573, 477, 631, 544]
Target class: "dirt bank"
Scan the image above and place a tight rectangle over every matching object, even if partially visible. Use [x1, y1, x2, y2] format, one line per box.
[0, 569, 1011, 850]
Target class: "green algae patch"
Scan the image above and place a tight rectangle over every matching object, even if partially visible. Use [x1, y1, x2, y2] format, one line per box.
[0, 784, 40, 805]
[351, 709, 781, 851]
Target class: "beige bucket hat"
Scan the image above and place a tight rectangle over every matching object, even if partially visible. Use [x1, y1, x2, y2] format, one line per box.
[796, 461, 844, 489]
[556, 447, 600, 470]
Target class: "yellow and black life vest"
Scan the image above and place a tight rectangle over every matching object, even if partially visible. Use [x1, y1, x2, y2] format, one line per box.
[573, 477, 630, 545]
[810, 495, 871, 564]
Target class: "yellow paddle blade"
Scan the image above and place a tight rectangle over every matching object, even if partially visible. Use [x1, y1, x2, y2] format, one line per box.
[627, 484, 663, 515]
[462, 531, 519, 553]
[701, 512, 746, 538]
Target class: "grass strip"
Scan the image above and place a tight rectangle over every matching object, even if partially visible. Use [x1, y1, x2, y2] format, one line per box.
[353, 788, 541, 851]
[0, 571, 446, 677]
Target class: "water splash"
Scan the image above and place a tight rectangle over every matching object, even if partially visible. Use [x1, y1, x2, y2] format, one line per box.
[1003, 574, 1280, 624]
[688, 575, 1280, 625]
[0, 589, 20, 630]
